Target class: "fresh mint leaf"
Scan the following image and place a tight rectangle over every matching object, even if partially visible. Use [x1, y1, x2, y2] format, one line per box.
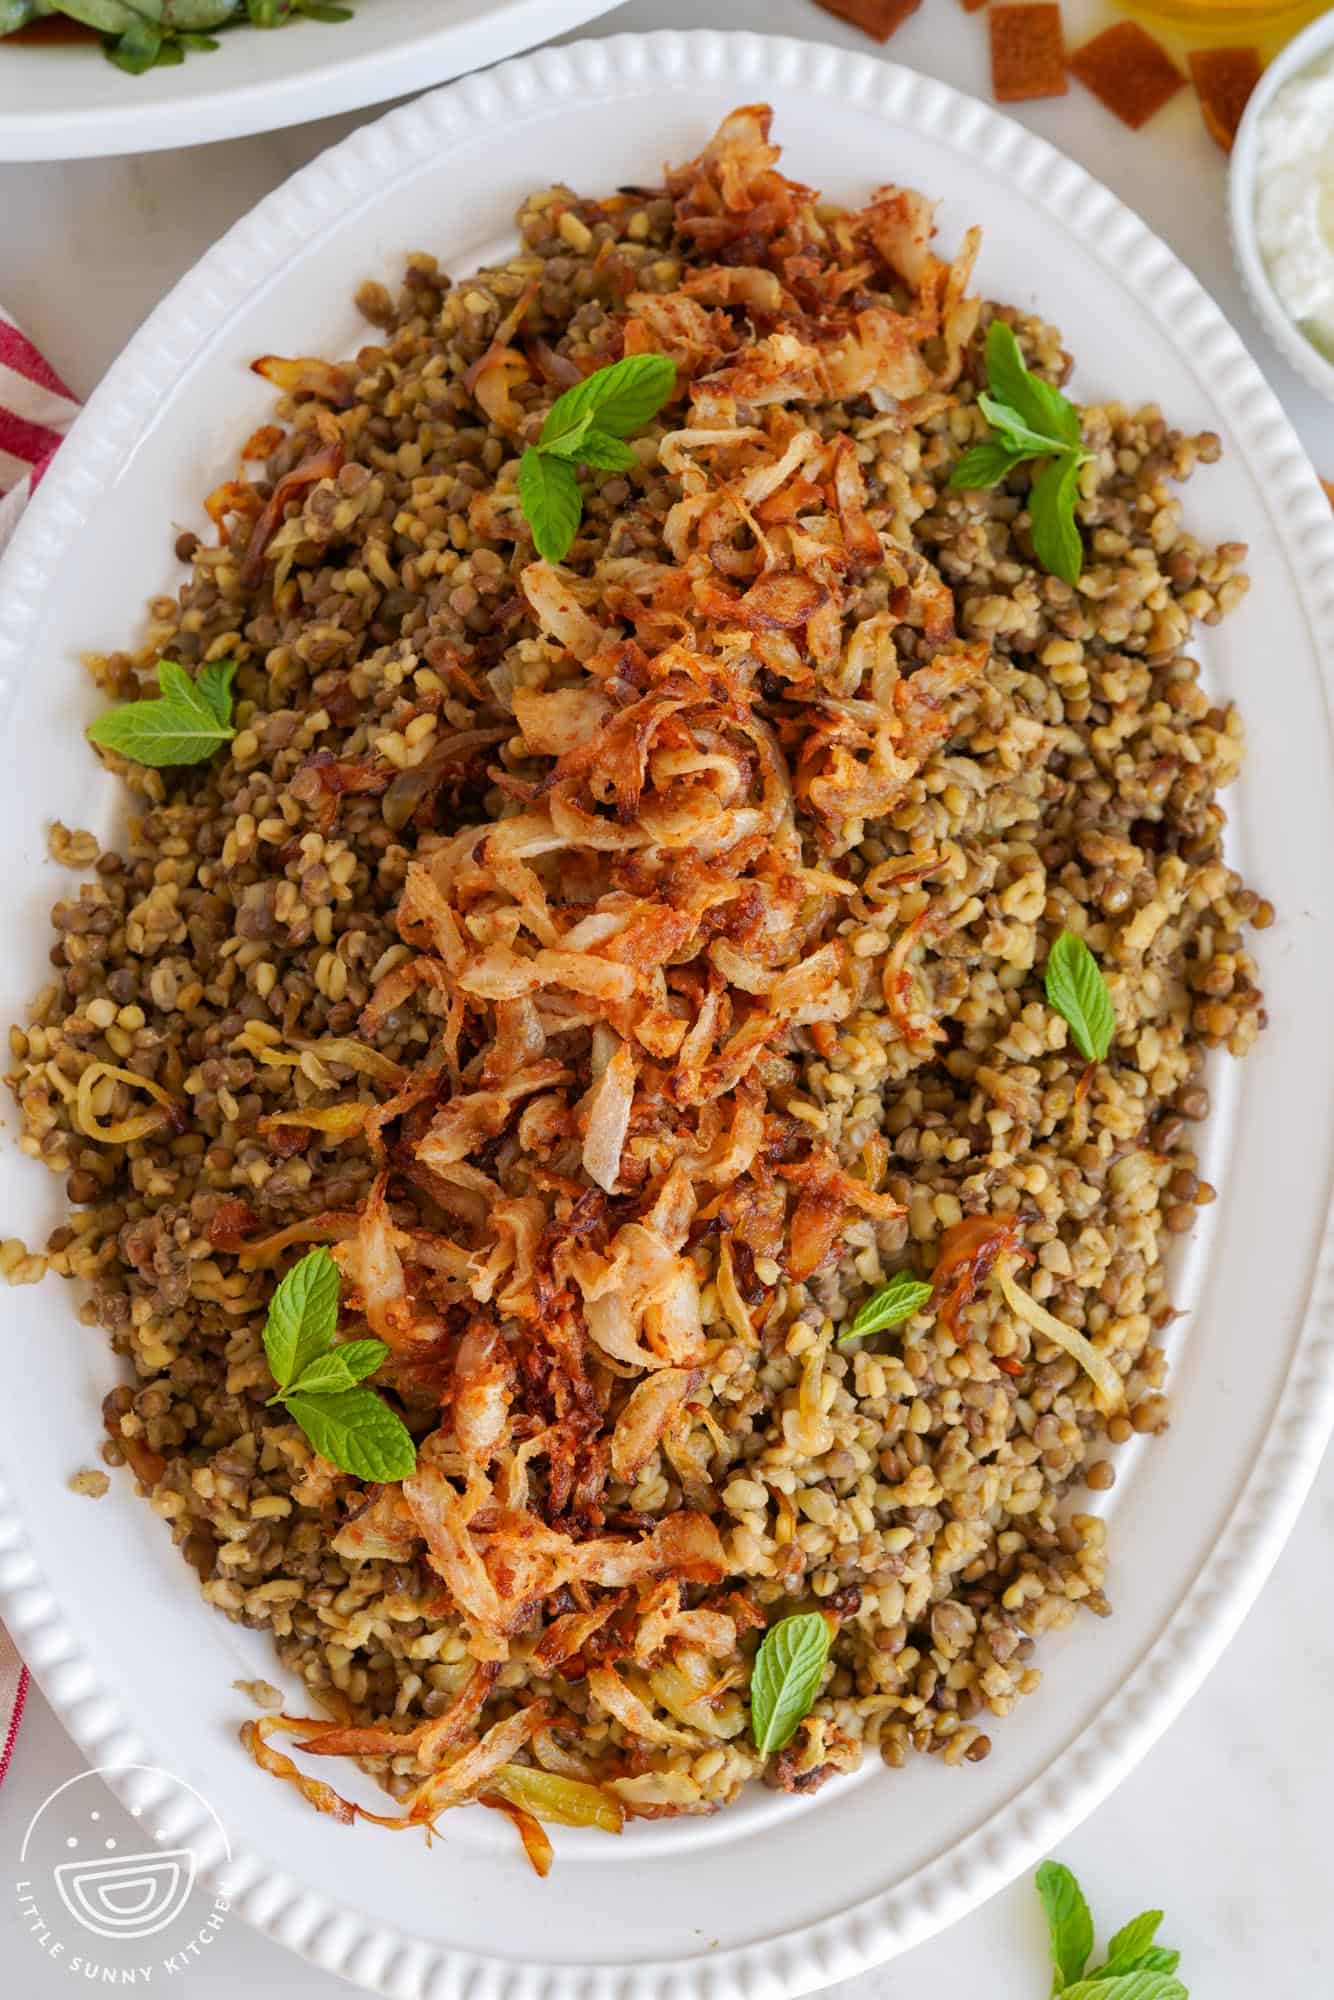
[749, 1611, 832, 1756]
[1036, 1861, 1094, 1991]
[195, 659, 237, 727]
[1061, 1975, 1186, 2000]
[546, 429, 638, 473]
[1045, 930, 1115, 1065]
[262, 1245, 340, 1391]
[1029, 453, 1085, 587]
[950, 440, 1030, 490]
[321, 1337, 387, 1383]
[838, 1270, 933, 1344]
[978, 393, 1067, 459]
[86, 657, 236, 768]
[969, 322, 1087, 585]
[518, 447, 582, 564]
[539, 351, 675, 448]
[262, 1252, 414, 1481]
[535, 408, 596, 460]
[985, 320, 1083, 451]
[284, 1387, 417, 1483]
[1036, 1865, 1187, 2000]
[516, 354, 671, 559]
[285, 1337, 388, 1398]
[1095, 1952, 1181, 1980]
[1099, 1912, 1164, 1976]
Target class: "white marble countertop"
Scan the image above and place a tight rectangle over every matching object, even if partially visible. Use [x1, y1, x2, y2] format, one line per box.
[1, 0, 1331, 1992]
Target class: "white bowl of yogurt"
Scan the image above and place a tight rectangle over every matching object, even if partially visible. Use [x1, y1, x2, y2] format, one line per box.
[1230, 10, 1334, 402]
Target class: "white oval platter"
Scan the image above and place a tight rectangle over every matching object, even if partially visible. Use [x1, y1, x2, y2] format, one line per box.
[1, 28, 1333, 2000]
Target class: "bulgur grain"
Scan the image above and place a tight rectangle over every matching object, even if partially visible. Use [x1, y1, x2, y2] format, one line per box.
[5, 107, 1265, 1839]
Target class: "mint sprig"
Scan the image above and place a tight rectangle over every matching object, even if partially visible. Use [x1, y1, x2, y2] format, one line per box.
[837, 1269, 933, 1344]
[261, 1247, 416, 1483]
[517, 449, 582, 566]
[1044, 930, 1116, 1065]
[1036, 1864, 1186, 1998]
[950, 321, 1090, 585]
[1038, 1861, 1096, 1991]
[1095, 1910, 1178, 1982]
[749, 1611, 832, 1756]
[86, 658, 237, 769]
[282, 1389, 416, 1483]
[516, 351, 675, 563]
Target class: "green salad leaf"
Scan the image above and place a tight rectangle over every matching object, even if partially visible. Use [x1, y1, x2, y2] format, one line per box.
[0, 0, 351, 71]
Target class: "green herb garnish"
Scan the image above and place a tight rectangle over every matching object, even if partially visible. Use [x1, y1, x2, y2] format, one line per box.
[836, 1269, 933, 1345]
[1036, 1862, 1186, 1997]
[262, 1247, 416, 1483]
[516, 352, 676, 564]
[1037, 1861, 1096, 1991]
[86, 658, 237, 769]
[748, 1611, 832, 1756]
[950, 321, 1091, 585]
[1044, 930, 1116, 1065]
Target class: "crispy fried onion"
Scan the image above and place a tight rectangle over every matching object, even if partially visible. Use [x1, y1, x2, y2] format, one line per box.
[401, 1459, 727, 1653]
[258, 1102, 369, 1143]
[241, 1698, 548, 1836]
[251, 354, 354, 406]
[239, 103, 1005, 1854]
[243, 1032, 406, 1089]
[931, 1213, 1029, 1336]
[74, 1062, 184, 1145]
[994, 1262, 1126, 1413]
[237, 412, 345, 588]
[487, 1761, 624, 1834]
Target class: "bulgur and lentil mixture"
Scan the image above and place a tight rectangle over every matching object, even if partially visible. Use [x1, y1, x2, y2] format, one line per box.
[6, 107, 1269, 1855]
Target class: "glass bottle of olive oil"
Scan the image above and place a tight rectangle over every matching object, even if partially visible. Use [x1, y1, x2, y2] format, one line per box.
[1118, 0, 1325, 49]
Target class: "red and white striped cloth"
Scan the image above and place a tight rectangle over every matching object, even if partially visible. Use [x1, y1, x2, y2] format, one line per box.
[0, 306, 80, 1777]
[0, 1631, 29, 1788]
[0, 305, 80, 554]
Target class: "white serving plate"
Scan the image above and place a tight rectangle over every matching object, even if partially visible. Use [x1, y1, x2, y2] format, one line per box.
[0, 0, 611, 162]
[2, 29, 1334, 2000]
